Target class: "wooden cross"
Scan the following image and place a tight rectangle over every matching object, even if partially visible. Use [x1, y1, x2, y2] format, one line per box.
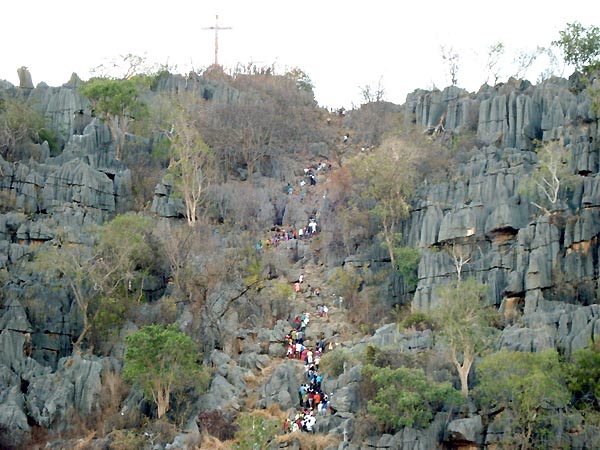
[202, 15, 232, 66]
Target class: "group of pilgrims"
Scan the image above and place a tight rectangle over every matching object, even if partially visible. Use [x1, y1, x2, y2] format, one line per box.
[282, 311, 331, 434]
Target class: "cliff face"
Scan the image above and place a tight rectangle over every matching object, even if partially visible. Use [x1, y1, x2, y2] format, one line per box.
[403, 77, 600, 361]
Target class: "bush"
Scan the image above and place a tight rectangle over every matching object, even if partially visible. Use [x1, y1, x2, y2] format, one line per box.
[109, 429, 146, 450]
[198, 410, 238, 441]
[319, 348, 354, 378]
[566, 341, 600, 409]
[400, 311, 435, 331]
[363, 364, 461, 432]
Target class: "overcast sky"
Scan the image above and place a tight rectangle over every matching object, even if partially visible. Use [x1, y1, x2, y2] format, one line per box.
[3, 1, 600, 109]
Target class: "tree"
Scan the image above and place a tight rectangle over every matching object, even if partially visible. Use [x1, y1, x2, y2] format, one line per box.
[35, 243, 98, 350]
[0, 96, 47, 161]
[202, 71, 319, 182]
[123, 324, 208, 419]
[363, 364, 461, 432]
[520, 139, 575, 215]
[440, 45, 460, 86]
[565, 340, 600, 409]
[432, 277, 497, 397]
[80, 78, 147, 160]
[284, 66, 314, 93]
[348, 136, 419, 268]
[475, 350, 570, 450]
[95, 213, 164, 298]
[484, 41, 505, 85]
[158, 92, 215, 225]
[553, 22, 600, 114]
[553, 21, 600, 74]
[359, 76, 386, 104]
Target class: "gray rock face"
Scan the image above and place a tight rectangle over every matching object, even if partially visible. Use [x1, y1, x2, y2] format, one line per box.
[258, 360, 299, 410]
[445, 415, 483, 445]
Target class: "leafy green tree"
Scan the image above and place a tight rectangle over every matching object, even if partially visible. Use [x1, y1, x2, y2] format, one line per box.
[394, 245, 420, 292]
[95, 213, 163, 298]
[124, 324, 209, 419]
[475, 350, 570, 450]
[432, 278, 497, 398]
[553, 22, 600, 115]
[0, 96, 48, 161]
[553, 21, 600, 74]
[565, 341, 600, 409]
[348, 136, 419, 268]
[80, 78, 147, 160]
[363, 364, 461, 432]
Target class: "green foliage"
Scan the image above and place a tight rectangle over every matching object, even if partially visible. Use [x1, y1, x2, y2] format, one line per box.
[394, 245, 420, 290]
[0, 96, 48, 160]
[81, 78, 146, 118]
[328, 266, 362, 306]
[124, 325, 209, 418]
[96, 213, 162, 280]
[319, 348, 354, 378]
[108, 429, 146, 450]
[233, 412, 280, 450]
[432, 278, 497, 397]
[37, 127, 61, 155]
[284, 66, 314, 93]
[363, 364, 461, 432]
[266, 280, 293, 300]
[80, 77, 148, 160]
[399, 311, 435, 331]
[566, 341, 600, 409]
[553, 21, 600, 74]
[243, 252, 265, 289]
[348, 137, 418, 268]
[475, 350, 570, 448]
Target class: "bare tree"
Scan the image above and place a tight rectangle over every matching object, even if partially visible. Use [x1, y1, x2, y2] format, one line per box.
[359, 76, 386, 104]
[161, 92, 215, 225]
[521, 139, 575, 215]
[484, 41, 505, 85]
[440, 45, 460, 86]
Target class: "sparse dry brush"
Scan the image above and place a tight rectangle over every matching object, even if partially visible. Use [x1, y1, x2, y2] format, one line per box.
[276, 431, 341, 450]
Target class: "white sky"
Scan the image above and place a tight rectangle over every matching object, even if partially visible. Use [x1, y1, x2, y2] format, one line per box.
[2, 0, 600, 109]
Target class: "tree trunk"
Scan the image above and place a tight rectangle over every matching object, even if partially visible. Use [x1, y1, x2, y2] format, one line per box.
[155, 386, 170, 419]
[452, 348, 474, 398]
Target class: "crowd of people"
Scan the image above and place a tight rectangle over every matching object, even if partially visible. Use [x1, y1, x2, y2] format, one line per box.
[282, 308, 331, 434]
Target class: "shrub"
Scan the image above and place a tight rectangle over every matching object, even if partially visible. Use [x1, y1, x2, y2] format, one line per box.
[319, 348, 354, 378]
[566, 341, 600, 409]
[198, 410, 238, 441]
[363, 364, 461, 432]
[400, 311, 435, 331]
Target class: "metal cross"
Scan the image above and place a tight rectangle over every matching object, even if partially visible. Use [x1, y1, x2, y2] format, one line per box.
[202, 15, 232, 66]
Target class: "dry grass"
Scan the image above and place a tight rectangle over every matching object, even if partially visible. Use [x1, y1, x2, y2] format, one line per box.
[72, 431, 96, 450]
[276, 431, 341, 449]
[196, 434, 235, 450]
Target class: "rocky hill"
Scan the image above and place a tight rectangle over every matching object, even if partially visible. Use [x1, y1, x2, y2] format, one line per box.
[1, 68, 600, 449]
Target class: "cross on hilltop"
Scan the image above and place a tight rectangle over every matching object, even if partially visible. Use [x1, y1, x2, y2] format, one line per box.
[202, 15, 232, 66]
